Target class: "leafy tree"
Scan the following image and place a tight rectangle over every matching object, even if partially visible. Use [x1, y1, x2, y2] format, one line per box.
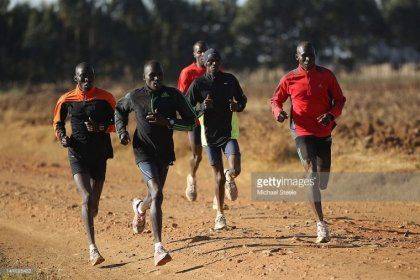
[382, 0, 420, 51]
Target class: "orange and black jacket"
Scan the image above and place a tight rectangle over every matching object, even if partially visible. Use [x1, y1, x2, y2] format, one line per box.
[53, 86, 116, 159]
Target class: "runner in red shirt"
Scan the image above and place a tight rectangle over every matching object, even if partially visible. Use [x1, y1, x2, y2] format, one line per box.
[271, 41, 346, 243]
[177, 41, 208, 202]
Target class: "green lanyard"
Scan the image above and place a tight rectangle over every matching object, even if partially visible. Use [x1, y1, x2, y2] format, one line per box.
[150, 91, 156, 113]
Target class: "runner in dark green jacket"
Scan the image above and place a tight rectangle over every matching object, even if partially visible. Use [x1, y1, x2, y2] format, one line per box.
[115, 60, 196, 266]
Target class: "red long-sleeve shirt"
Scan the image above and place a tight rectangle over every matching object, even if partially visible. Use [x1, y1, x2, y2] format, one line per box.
[271, 65, 346, 137]
[177, 62, 206, 93]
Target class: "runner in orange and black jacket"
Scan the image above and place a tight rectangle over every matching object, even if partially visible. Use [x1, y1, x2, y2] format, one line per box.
[52, 62, 115, 266]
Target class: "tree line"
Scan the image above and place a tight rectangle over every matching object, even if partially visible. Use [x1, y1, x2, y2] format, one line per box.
[1, 0, 419, 84]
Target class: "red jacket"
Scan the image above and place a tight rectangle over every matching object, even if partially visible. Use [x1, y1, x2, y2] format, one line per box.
[271, 65, 346, 137]
[177, 62, 206, 93]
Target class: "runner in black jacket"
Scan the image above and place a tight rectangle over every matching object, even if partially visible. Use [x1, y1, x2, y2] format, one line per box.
[186, 49, 247, 230]
[115, 60, 196, 266]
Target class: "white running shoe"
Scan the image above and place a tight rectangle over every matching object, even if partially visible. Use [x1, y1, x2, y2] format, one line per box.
[154, 244, 172, 266]
[316, 221, 330, 243]
[132, 198, 146, 234]
[214, 213, 227, 230]
[89, 245, 105, 266]
[185, 174, 197, 201]
[224, 169, 238, 201]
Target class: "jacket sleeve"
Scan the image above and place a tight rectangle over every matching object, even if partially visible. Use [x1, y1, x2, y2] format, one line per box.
[232, 76, 247, 112]
[270, 77, 289, 120]
[104, 92, 117, 133]
[171, 90, 197, 131]
[114, 93, 132, 138]
[185, 80, 205, 117]
[177, 69, 190, 94]
[52, 96, 68, 139]
[327, 73, 346, 118]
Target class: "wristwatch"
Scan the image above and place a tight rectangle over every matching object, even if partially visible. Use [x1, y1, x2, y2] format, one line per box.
[167, 118, 175, 128]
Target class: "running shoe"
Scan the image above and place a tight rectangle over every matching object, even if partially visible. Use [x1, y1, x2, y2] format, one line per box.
[154, 244, 172, 266]
[132, 198, 146, 234]
[214, 213, 227, 230]
[185, 174, 197, 201]
[224, 169, 238, 201]
[89, 245, 105, 266]
[316, 221, 330, 243]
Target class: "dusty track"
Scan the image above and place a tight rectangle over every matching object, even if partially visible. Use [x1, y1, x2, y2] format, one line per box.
[0, 121, 419, 279]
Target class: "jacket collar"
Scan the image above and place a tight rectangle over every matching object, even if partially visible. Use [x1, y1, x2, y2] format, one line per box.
[144, 85, 164, 95]
[75, 86, 96, 98]
[205, 70, 221, 81]
[297, 65, 317, 75]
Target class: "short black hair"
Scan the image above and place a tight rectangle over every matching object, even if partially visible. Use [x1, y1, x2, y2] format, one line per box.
[193, 40, 208, 51]
[296, 41, 315, 53]
[143, 60, 163, 75]
[75, 62, 94, 75]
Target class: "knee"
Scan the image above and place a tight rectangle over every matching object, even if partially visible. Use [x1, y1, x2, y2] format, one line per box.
[193, 153, 202, 163]
[302, 159, 313, 173]
[231, 166, 241, 177]
[81, 192, 91, 206]
[151, 189, 163, 204]
[318, 168, 330, 190]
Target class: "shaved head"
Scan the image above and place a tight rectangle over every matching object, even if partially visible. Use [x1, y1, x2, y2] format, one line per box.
[143, 60, 164, 91]
[193, 40, 207, 51]
[143, 60, 163, 76]
[75, 62, 94, 76]
[193, 41, 208, 67]
[296, 41, 315, 55]
[74, 62, 95, 92]
[295, 41, 316, 70]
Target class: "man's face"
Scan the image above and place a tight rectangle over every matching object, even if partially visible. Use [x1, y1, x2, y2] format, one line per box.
[144, 64, 164, 91]
[205, 57, 221, 75]
[193, 44, 208, 67]
[296, 45, 316, 70]
[75, 67, 95, 92]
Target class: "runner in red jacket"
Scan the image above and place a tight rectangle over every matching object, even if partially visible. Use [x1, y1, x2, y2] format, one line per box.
[177, 41, 208, 202]
[271, 41, 346, 243]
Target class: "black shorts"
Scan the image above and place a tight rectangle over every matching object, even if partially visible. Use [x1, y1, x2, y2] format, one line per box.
[295, 135, 331, 189]
[68, 148, 107, 181]
[137, 160, 169, 185]
[205, 139, 241, 166]
[188, 125, 201, 146]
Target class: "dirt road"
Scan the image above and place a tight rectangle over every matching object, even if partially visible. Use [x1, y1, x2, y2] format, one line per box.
[0, 123, 419, 279]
